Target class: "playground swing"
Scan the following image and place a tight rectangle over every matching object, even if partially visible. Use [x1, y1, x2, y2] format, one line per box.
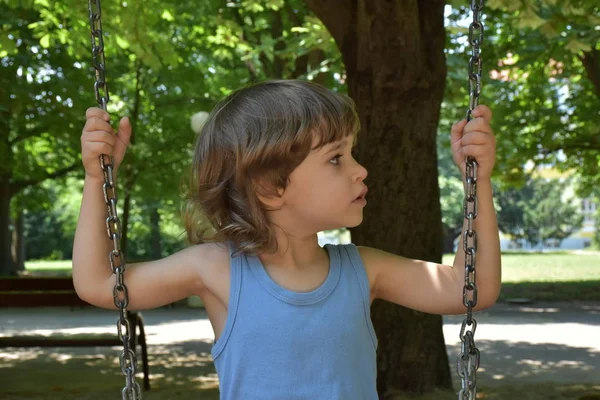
[86, 0, 485, 399]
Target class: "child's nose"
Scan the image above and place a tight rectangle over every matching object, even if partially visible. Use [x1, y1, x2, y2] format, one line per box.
[354, 161, 368, 181]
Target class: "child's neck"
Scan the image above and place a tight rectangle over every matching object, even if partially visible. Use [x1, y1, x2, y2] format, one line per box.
[259, 232, 324, 271]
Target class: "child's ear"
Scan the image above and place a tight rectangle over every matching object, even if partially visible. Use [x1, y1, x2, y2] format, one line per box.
[253, 179, 285, 210]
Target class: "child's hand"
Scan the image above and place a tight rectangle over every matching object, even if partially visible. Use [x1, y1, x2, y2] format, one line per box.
[81, 107, 131, 181]
[450, 105, 496, 181]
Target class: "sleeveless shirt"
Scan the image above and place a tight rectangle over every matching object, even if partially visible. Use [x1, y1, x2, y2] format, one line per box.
[211, 243, 378, 400]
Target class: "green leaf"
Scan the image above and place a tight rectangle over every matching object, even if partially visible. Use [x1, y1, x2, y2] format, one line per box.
[115, 35, 130, 50]
[161, 9, 174, 21]
[0, 33, 17, 55]
[565, 39, 592, 53]
[517, 5, 546, 29]
[39, 33, 50, 48]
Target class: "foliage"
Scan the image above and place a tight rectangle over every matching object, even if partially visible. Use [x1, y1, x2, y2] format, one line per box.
[441, 1, 599, 187]
[1, 4, 87, 201]
[438, 1, 598, 248]
[496, 177, 584, 247]
[1, 0, 346, 265]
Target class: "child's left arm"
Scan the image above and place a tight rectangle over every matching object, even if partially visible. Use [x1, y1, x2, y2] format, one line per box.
[360, 105, 501, 315]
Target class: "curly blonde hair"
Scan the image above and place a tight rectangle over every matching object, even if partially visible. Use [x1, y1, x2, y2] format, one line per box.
[183, 80, 359, 255]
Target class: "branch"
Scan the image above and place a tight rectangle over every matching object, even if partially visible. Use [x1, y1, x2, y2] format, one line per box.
[541, 137, 600, 155]
[11, 162, 80, 193]
[284, 1, 302, 27]
[580, 48, 600, 99]
[230, 6, 259, 80]
[155, 97, 207, 108]
[305, 0, 353, 48]
[270, 8, 285, 78]
[9, 125, 48, 145]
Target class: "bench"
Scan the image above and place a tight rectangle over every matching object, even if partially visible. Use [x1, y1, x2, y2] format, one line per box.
[0, 276, 150, 390]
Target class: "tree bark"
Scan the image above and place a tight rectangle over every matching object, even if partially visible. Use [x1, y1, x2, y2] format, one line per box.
[12, 209, 25, 272]
[581, 49, 600, 99]
[0, 182, 14, 276]
[442, 224, 462, 254]
[307, 0, 452, 396]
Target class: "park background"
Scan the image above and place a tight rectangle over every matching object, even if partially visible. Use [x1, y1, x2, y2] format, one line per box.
[1, 0, 599, 399]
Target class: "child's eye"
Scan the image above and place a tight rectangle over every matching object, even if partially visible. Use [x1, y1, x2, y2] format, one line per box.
[329, 154, 343, 165]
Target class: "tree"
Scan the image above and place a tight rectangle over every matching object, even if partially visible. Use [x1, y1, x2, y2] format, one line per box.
[496, 177, 584, 248]
[0, 4, 86, 275]
[1, 0, 347, 274]
[443, 1, 600, 187]
[495, 179, 535, 245]
[306, 1, 452, 395]
[526, 178, 584, 248]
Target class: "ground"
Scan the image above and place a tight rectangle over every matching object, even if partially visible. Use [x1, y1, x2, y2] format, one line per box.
[1, 302, 599, 399]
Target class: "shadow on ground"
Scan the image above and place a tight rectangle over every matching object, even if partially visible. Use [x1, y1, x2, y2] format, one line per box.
[446, 340, 600, 387]
[0, 341, 219, 400]
[2, 339, 600, 399]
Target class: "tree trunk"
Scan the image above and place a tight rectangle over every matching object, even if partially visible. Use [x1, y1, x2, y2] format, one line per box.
[0, 182, 14, 276]
[307, 0, 452, 396]
[442, 224, 462, 254]
[11, 209, 25, 272]
[149, 205, 162, 260]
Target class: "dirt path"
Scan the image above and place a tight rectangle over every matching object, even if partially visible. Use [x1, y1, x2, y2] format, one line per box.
[1, 301, 599, 399]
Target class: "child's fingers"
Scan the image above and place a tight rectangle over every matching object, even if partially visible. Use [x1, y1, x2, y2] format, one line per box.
[460, 131, 495, 147]
[464, 116, 494, 137]
[451, 119, 468, 144]
[116, 117, 131, 146]
[87, 141, 116, 157]
[84, 116, 114, 134]
[471, 105, 492, 124]
[82, 130, 117, 147]
[458, 144, 487, 159]
[113, 117, 132, 166]
[85, 107, 111, 122]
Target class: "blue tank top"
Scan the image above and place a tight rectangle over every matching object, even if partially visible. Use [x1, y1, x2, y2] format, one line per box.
[211, 243, 378, 400]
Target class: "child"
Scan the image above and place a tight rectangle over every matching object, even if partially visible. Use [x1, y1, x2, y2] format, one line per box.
[73, 79, 501, 399]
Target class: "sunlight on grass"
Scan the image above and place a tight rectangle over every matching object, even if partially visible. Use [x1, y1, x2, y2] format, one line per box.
[442, 252, 600, 282]
[26, 260, 73, 270]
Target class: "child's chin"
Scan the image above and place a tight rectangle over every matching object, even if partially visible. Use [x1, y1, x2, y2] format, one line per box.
[345, 217, 364, 228]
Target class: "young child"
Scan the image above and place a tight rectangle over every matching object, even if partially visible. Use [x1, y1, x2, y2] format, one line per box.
[73, 79, 501, 399]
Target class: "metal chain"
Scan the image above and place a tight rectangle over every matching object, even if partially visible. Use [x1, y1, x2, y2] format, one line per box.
[457, 1, 484, 400]
[88, 1, 142, 398]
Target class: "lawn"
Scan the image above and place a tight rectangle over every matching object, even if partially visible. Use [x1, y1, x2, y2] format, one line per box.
[442, 251, 600, 301]
[24, 251, 600, 301]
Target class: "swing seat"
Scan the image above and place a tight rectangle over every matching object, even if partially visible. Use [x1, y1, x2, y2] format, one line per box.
[0, 276, 150, 390]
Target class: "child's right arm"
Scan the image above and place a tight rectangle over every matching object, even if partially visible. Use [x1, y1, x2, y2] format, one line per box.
[72, 107, 208, 310]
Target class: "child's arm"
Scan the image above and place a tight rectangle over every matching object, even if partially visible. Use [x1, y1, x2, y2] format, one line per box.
[72, 107, 211, 310]
[360, 179, 501, 315]
[361, 105, 501, 315]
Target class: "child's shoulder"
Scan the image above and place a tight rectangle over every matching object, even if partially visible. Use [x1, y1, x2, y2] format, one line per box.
[189, 242, 231, 301]
[196, 241, 231, 269]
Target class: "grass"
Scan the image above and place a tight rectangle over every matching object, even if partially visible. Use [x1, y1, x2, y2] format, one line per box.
[443, 252, 600, 282]
[23, 251, 600, 301]
[24, 260, 73, 276]
[442, 251, 600, 301]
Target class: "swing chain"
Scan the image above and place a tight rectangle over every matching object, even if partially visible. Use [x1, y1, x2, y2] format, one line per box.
[457, 1, 484, 400]
[88, 0, 109, 111]
[88, 1, 141, 399]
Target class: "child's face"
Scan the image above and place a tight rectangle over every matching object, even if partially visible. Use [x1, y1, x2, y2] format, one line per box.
[281, 135, 368, 232]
